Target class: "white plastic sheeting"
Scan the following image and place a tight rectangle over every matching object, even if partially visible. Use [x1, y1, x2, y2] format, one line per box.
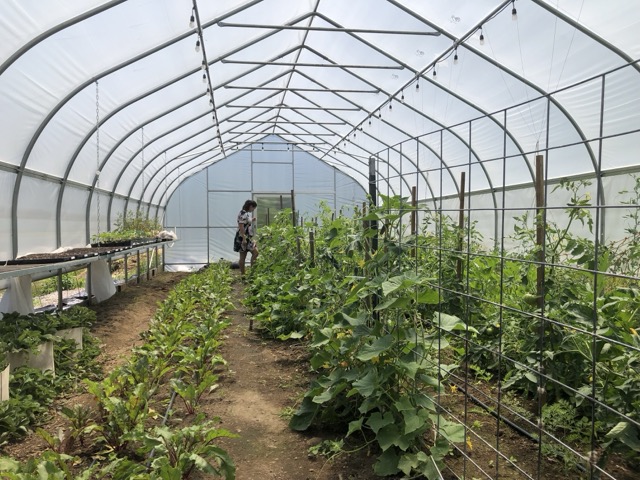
[0, 0, 639, 260]
[165, 135, 366, 266]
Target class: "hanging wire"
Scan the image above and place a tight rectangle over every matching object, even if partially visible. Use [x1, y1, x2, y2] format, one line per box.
[95, 80, 101, 238]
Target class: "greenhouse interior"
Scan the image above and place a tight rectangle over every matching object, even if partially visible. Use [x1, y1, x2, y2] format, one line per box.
[0, 0, 639, 478]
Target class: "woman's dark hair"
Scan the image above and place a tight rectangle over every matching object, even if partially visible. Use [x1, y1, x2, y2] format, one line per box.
[242, 200, 257, 211]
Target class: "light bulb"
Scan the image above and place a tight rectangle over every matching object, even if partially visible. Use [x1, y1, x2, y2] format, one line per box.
[378, 109, 382, 119]
[415, 81, 419, 91]
[209, 99, 213, 106]
[389, 99, 392, 111]
[201, 60, 206, 70]
[401, 90, 405, 103]
[261, 143, 264, 150]
[368, 118, 372, 126]
[454, 51, 459, 65]
[512, 1, 517, 20]
[189, 12, 195, 29]
[432, 69, 437, 78]
[479, 28, 485, 45]
[195, 39, 200, 52]
[202, 73, 206, 83]
[353, 132, 356, 138]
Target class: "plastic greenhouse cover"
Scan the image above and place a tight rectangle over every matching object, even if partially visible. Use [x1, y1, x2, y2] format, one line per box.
[0, 0, 639, 260]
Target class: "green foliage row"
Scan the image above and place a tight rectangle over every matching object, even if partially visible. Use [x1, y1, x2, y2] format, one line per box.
[0, 332, 102, 448]
[246, 178, 640, 476]
[246, 202, 468, 477]
[0, 306, 95, 357]
[92, 209, 162, 244]
[0, 263, 237, 479]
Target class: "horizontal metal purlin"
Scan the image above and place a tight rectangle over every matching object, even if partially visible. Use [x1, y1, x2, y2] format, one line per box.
[218, 21, 440, 36]
[228, 131, 336, 136]
[223, 86, 380, 93]
[230, 141, 327, 145]
[220, 59, 403, 69]
[225, 105, 360, 110]
[226, 120, 347, 125]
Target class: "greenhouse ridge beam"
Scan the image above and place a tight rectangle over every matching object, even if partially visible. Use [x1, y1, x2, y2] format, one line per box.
[217, 21, 441, 36]
[269, 0, 321, 140]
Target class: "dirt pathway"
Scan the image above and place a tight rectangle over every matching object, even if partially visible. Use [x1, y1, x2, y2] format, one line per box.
[204, 275, 374, 480]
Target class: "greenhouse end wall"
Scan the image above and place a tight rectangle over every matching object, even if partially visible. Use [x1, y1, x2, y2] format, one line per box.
[164, 135, 366, 270]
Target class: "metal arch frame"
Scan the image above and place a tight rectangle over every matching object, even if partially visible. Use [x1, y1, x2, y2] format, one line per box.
[532, 0, 640, 75]
[129, 98, 382, 218]
[86, 48, 310, 238]
[278, 50, 440, 201]
[115, 119, 217, 221]
[290, 52, 476, 208]
[10, 0, 271, 257]
[7, 0, 628, 256]
[300, 15, 504, 219]
[155, 139, 370, 220]
[57, 92, 205, 245]
[386, 0, 604, 206]
[105, 71, 303, 224]
[112, 60, 407, 220]
[63, 42, 311, 235]
[95, 107, 213, 235]
[0, 0, 127, 76]
[285, 72, 435, 202]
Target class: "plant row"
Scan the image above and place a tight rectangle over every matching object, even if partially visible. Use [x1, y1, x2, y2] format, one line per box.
[246, 180, 640, 477]
[0, 307, 102, 448]
[246, 203, 468, 478]
[0, 262, 237, 479]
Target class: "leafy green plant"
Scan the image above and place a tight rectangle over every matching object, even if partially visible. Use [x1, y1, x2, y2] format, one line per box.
[308, 439, 343, 458]
[171, 371, 219, 415]
[0, 396, 45, 446]
[0, 312, 58, 352]
[138, 417, 237, 479]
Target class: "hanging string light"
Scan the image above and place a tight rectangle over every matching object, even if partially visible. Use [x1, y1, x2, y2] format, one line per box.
[454, 47, 459, 65]
[192, 1, 225, 157]
[401, 89, 405, 103]
[368, 118, 372, 127]
[479, 26, 485, 45]
[511, 0, 518, 20]
[189, 8, 195, 28]
[432, 68, 437, 78]
[388, 97, 393, 111]
[415, 78, 420, 91]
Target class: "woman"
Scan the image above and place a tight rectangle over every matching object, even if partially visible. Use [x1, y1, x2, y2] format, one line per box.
[234, 200, 258, 275]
